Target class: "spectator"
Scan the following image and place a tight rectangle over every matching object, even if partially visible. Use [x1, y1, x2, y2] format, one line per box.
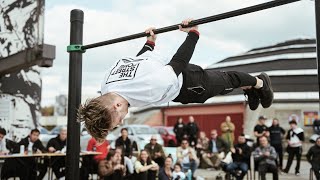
[306, 137, 320, 180]
[98, 149, 126, 180]
[47, 126, 67, 179]
[158, 156, 174, 180]
[144, 135, 166, 167]
[268, 118, 285, 170]
[17, 129, 47, 180]
[115, 147, 135, 175]
[186, 116, 199, 147]
[173, 163, 186, 180]
[283, 120, 304, 176]
[176, 138, 199, 175]
[196, 131, 209, 157]
[313, 119, 320, 135]
[116, 128, 132, 157]
[226, 134, 251, 180]
[174, 117, 186, 146]
[221, 116, 235, 148]
[0, 128, 8, 155]
[202, 129, 228, 169]
[81, 137, 110, 180]
[254, 116, 269, 146]
[253, 136, 278, 180]
[134, 149, 159, 180]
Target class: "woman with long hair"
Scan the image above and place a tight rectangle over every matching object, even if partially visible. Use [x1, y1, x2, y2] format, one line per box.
[158, 156, 174, 180]
[98, 149, 126, 179]
[134, 149, 159, 180]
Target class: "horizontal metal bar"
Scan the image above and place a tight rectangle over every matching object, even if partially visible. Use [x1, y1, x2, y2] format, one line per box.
[82, 0, 300, 50]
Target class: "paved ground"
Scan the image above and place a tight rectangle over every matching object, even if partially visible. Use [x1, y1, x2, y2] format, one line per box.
[194, 160, 314, 180]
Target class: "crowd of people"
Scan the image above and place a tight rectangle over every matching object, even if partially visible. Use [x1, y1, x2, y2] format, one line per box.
[0, 115, 319, 180]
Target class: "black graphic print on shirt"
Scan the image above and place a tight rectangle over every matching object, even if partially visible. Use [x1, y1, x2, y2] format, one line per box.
[106, 58, 144, 84]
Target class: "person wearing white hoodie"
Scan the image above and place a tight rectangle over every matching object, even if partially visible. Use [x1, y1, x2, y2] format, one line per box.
[283, 120, 304, 176]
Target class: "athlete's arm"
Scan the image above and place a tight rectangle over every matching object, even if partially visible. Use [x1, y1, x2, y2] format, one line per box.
[136, 27, 156, 56]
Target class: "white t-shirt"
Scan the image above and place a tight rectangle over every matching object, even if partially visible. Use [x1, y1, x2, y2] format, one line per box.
[101, 51, 183, 107]
[182, 148, 190, 164]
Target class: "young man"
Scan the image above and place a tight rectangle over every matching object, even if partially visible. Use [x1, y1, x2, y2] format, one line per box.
[78, 19, 274, 139]
[283, 120, 304, 176]
[268, 118, 285, 170]
[306, 137, 320, 180]
[254, 116, 270, 146]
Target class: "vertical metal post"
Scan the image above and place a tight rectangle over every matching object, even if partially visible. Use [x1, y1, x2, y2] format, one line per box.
[66, 9, 83, 180]
[315, 0, 320, 110]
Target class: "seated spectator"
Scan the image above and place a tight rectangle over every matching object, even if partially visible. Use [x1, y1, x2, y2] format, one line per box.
[196, 131, 209, 157]
[116, 128, 132, 157]
[47, 126, 67, 179]
[98, 149, 126, 180]
[115, 147, 135, 175]
[176, 138, 199, 176]
[202, 129, 228, 169]
[158, 156, 174, 180]
[134, 149, 159, 180]
[225, 134, 251, 180]
[253, 136, 278, 180]
[0, 128, 9, 155]
[173, 163, 186, 180]
[144, 135, 166, 167]
[306, 137, 320, 180]
[13, 129, 47, 180]
[81, 137, 110, 180]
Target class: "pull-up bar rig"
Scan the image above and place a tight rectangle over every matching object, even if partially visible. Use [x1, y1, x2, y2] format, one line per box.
[66, 0, 320, 179]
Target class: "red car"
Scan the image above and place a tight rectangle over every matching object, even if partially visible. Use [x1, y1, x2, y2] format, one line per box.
[153, 126, 177, 147]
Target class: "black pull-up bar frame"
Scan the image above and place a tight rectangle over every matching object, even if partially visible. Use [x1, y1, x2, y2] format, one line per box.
[66, 0, 320, 179]
[81, 0, 300, 50]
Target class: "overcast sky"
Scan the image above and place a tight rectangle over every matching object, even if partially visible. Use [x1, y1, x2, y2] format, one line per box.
[41, 0, 316, 106]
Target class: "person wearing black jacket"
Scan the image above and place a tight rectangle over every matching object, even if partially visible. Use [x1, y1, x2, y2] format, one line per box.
[15, 129, 47, 180]
[268, 118, 285, 170]
[306, 137, 320, 180]
[115, 128, 132, 157]
[226, 134, 251, 180]
[186, 116, 199, 147]
[283, 120, 304, 176]
[47, 126, 67, 179]
[173, 117, 186, 146]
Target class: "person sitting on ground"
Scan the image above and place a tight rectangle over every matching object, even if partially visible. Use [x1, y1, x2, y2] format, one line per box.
[115, 147, 135, 175]
[202, 129, 228, 169]
[134, 149, 159, 180]
[0, 128, 8, 155]
[144, 135, 166, 167]
[78, 18, 274, 140]
[81, 137, 110, 180]
[47, 126, 67, 179]
[306, 137, 320, 180]
[225, 134, 251, 180]
[158, 156, 174, 180]
[253, 136, 278, 180]
[176, 138, 199, 176]
[172, 163, 186, 180]
[196, 131, 209, 158]
[98, 149, 126, 180]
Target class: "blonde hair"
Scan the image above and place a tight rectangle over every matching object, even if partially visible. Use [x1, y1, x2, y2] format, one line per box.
[78, 97, 112, 139]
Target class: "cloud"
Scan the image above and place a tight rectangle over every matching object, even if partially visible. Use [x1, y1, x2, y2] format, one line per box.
[41, 0, 315, 106]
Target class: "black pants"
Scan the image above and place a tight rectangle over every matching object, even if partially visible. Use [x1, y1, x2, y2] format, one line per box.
[51, 157, 66, 179]
[284, 146, 302, 173]
[173, 64, 257, 104]
[258, 163, 278, 180]
[271, 143, 283, 169]
[311, 162, 320, 180]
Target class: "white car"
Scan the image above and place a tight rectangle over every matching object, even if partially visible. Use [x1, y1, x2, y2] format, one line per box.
[109, 124, 164, 151]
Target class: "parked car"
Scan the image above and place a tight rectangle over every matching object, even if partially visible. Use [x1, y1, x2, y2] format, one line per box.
[153, 126, 177, 147]
[109, 124, 164, 151]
